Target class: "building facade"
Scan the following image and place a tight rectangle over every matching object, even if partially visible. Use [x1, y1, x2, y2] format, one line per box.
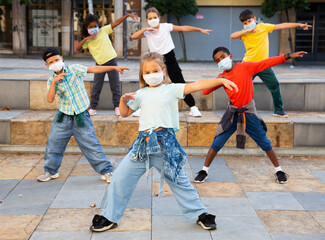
[0, 0, 324, 61]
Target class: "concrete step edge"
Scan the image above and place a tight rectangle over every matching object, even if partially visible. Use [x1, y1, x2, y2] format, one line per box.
[1, 144, 325, 156]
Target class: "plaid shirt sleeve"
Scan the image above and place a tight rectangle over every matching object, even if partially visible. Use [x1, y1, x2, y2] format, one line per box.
[71, 64, 88, 78]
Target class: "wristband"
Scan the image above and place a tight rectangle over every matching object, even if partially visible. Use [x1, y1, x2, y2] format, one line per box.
[285, 53, 291, 60]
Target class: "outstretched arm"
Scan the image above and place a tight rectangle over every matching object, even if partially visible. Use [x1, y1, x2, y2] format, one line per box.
[184, 78, 238, 95]
[231, 28, 256, 39]
[111, 14, 138, 29]
[131, 27, 157, 40]
[274, 22, 312, 31]
[173, 25, 212, 35]
[88, 66, 129, 74]
[119, 93, 136, 117]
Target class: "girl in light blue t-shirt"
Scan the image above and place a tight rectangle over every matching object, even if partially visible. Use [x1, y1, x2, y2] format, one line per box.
[90, 52, 238, 233]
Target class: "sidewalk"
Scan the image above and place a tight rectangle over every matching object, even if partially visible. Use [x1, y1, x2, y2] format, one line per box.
[1, 153, 325, 240]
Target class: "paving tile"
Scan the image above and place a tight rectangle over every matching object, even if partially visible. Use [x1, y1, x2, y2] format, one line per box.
[36, 208, 100, 231]
[152, 182, 173, 197]
[257, 210, 325, 233]
[211, 216, 272, 240]
[92, 231, 151, 240]
[0, 179, 20, 200]
[0, 166, 32, 180]
[201, 197, 258, 217]
[283, 166, 317, 179]
[24, 154, 81, 181]
[286, 179, 325, 193]
[310, 211, 325, 229]
[271, 233, 325, 240]
[224, 156, 267, 167]
[30, 231, 92, 240]
[152, 196, 182, 216]
[0, 110, 25, 120]
[0, 215, 42, 240]
[152, 215, 211, 240]
[0, 153, 42, 167]
[292, 193, 325, 210]
[230, 166, 274, 183]
[195, 182, 245, 198]
[50, 176, 107, 209]
[127, 175, 152, 209]
[246, 192, 304, 210]
[312, 170, 325, 183]
[70, 164, 99, 176]
[0, 180, 65, 215]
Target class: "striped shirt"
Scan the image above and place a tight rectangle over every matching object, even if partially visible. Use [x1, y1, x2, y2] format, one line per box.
[47, 64, 89, 115]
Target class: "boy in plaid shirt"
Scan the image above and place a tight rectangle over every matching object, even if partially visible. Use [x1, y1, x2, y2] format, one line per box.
[37, 47, 128, 183]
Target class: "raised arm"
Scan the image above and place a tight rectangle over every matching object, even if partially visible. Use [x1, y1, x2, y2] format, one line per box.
[184, 78, 238, 95]
[273, 22, 312, 31]
[231, 28, 256, 39]
[75, 36, 96, 52]
[131, 27, 157, 40]
[87, 66, 129, 74]
[119, 93, 136, 117]
[47, 73, 67, 103]
[173, 25, 212, 35]
[111, 14, 138, 29]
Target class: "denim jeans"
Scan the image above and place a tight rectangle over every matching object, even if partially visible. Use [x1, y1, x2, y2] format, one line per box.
[44, 110, 114, 175]
[102, 151, 206, 223]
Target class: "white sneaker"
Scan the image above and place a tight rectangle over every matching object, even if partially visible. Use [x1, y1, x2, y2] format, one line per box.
[132, 109, 141, 117]
[189, 106, 202, 117]
[37, 172, 59, 182]
[115, 107, 120, 116]
[89, 109, 96, 116]
[101, 172, 113, 183]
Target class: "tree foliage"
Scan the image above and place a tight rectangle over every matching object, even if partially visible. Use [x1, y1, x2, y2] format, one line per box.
[0, 0, 32, 5]
[261, 0, 309, 18]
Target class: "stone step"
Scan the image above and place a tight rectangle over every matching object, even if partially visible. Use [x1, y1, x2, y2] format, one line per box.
[1, 110, 325, 149]
[1, 78, 325, 112]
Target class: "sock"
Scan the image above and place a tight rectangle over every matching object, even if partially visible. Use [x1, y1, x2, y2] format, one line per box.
[275, 166, 283, 172]
[202, 166, 209, 173]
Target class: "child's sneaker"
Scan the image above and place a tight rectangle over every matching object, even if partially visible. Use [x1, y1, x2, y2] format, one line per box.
[273, 110, 288, 118]
[275, 171, 289, 184]
[197, 213, 217, 230]
[194, 170, 208, 183]
[37, 172, 59, 182]
[189, 106, 202, 117]
[132, 109, 141, 117]
[89, 109, 97, 116]
[115, 107, 120, 116]
[90, 214, 118, 232]
[101, 172, 113, 183]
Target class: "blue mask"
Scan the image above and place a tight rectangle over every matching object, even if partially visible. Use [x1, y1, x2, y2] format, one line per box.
[243, 21, 256, 30]
[88, 27, 99, 36]
[218, 57, 233, 71]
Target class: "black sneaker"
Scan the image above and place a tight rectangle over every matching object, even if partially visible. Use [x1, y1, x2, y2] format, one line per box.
[197, 213, 217, 230]
[194, 170, 208, 183]
[275, 171, 289, 184]
[90, 214, 118, 232]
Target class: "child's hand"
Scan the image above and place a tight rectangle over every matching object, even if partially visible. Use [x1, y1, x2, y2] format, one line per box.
[86, 35, 97, 40]
[289, 51, 308, 59]
[128, 14, 139, 21]
[200, 29, 212, 35]
[146, 27, 158, 33]
[245, 28, 258, 33]
[222, 79, 238, 92]
[121, 93, 136, 103]
[53, 73, 67, 83]
[300, 23, 312, 30]
[115, 67, 130, 74]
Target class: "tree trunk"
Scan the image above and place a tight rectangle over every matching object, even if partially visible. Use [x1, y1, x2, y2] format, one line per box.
[285, 9, 296, 65]
[176, 17, 187, 61]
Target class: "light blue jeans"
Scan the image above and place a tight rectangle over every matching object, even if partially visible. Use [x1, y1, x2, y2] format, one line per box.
[44, 110, 114, 175]
[102, 150, 206, 223]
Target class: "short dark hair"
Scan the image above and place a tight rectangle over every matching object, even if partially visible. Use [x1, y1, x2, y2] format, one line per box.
[212, 47, 230, 60]
[239, 9, 254, 22]
[81, 14, 99, 37]
[42, 47, 60, 61]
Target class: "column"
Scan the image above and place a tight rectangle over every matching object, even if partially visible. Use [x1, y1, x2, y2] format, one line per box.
[114, 0, 123, 57]
[12, 0, 27, 56]
[61, 0, 72, 56]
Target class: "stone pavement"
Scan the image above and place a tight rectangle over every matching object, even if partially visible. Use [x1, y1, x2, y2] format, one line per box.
[1, 153, 325, 240]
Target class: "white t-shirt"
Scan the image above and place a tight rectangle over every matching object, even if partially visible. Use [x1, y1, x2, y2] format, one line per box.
[128, 84, 185, 132]
[144, 23, 175, 55]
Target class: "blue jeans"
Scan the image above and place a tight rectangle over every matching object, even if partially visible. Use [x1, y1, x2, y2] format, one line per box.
[102, 151, 206, 223]
[211, 113, 272, 152]
[44, 110, 114, 175]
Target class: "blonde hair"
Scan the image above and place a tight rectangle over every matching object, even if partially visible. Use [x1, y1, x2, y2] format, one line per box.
[139, 52, 167, 88]
[146, 7, 160, 19]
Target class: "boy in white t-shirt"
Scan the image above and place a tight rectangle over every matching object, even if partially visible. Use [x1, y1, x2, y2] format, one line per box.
[131, 7, 212, 117]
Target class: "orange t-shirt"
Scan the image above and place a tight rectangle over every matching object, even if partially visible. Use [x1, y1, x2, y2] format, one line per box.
[203, 55, 287, 108]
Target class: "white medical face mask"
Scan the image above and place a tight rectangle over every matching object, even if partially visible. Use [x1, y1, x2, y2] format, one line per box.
[243, 21, 256, 30]
[143, 71, 164, 86]
[218, 57, 233, 71]
[148, 18, 160, 28]
[49, 60, 65, 72]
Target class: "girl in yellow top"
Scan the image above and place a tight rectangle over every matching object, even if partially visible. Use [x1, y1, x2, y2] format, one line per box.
[75, 13, 138, 116]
